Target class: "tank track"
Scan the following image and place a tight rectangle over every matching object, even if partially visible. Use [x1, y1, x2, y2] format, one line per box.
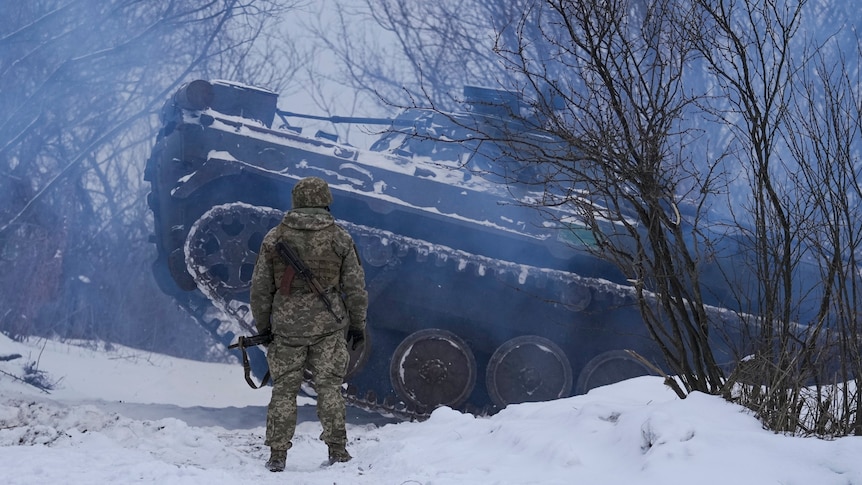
[181, 203, 637, 420]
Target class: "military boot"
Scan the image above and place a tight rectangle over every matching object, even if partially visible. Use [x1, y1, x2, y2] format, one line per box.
[328, 445, 352, 465]
[266, 448, 287, 472]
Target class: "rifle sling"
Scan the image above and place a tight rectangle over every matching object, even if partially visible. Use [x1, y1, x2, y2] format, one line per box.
[239, 343, 270, 389]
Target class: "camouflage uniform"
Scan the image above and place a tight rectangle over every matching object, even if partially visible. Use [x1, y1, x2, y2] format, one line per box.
[250, 177, 368, 468]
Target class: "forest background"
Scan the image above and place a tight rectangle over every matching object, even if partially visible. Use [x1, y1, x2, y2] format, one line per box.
[2, 0, 862, 437]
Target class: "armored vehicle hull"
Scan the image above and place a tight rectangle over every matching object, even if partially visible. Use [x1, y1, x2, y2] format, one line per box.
[145, 79, 665, 416]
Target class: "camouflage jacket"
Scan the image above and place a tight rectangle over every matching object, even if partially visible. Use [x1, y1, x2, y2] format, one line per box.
[250, 208, 368, 340]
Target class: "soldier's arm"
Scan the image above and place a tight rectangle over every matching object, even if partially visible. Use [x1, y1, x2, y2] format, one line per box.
[340, 241, 368, 331]
[250, 238, 276, 334]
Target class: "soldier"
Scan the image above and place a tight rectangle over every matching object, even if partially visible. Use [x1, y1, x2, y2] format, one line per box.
[250, 176, 368, 472]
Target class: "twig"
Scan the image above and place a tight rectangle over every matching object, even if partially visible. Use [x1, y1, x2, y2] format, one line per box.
[625, 349, 687, 399]
[0, 368, 51, 394]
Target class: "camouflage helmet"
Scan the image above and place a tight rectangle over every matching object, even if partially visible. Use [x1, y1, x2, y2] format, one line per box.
[292, 177, 333, 208]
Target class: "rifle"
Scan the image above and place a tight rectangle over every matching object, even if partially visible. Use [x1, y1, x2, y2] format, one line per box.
[228, 332, 273, 389]
[276, 241, 343, 324]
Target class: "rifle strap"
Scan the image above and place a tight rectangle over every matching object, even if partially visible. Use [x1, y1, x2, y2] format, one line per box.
[239, 343, 270, 389]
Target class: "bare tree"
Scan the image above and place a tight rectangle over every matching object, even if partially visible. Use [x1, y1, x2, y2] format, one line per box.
[782, 47, 862, 436]
[495, 0, 737, 396]
[0, 0, 299, 355]
[688, 0, 862, 436]
[689, 0, 820, 432]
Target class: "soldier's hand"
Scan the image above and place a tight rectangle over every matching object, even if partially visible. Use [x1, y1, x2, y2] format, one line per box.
[346, 327, 365, 351]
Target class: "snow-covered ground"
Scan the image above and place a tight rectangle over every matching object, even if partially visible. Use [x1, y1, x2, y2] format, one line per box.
[2, 333, 862, 485]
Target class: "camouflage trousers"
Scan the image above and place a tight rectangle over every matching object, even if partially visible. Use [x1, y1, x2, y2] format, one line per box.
[264, 331, 349, 451]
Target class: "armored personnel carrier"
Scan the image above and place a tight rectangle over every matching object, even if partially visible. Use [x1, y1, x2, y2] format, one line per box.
[145, 79, 665, 417]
